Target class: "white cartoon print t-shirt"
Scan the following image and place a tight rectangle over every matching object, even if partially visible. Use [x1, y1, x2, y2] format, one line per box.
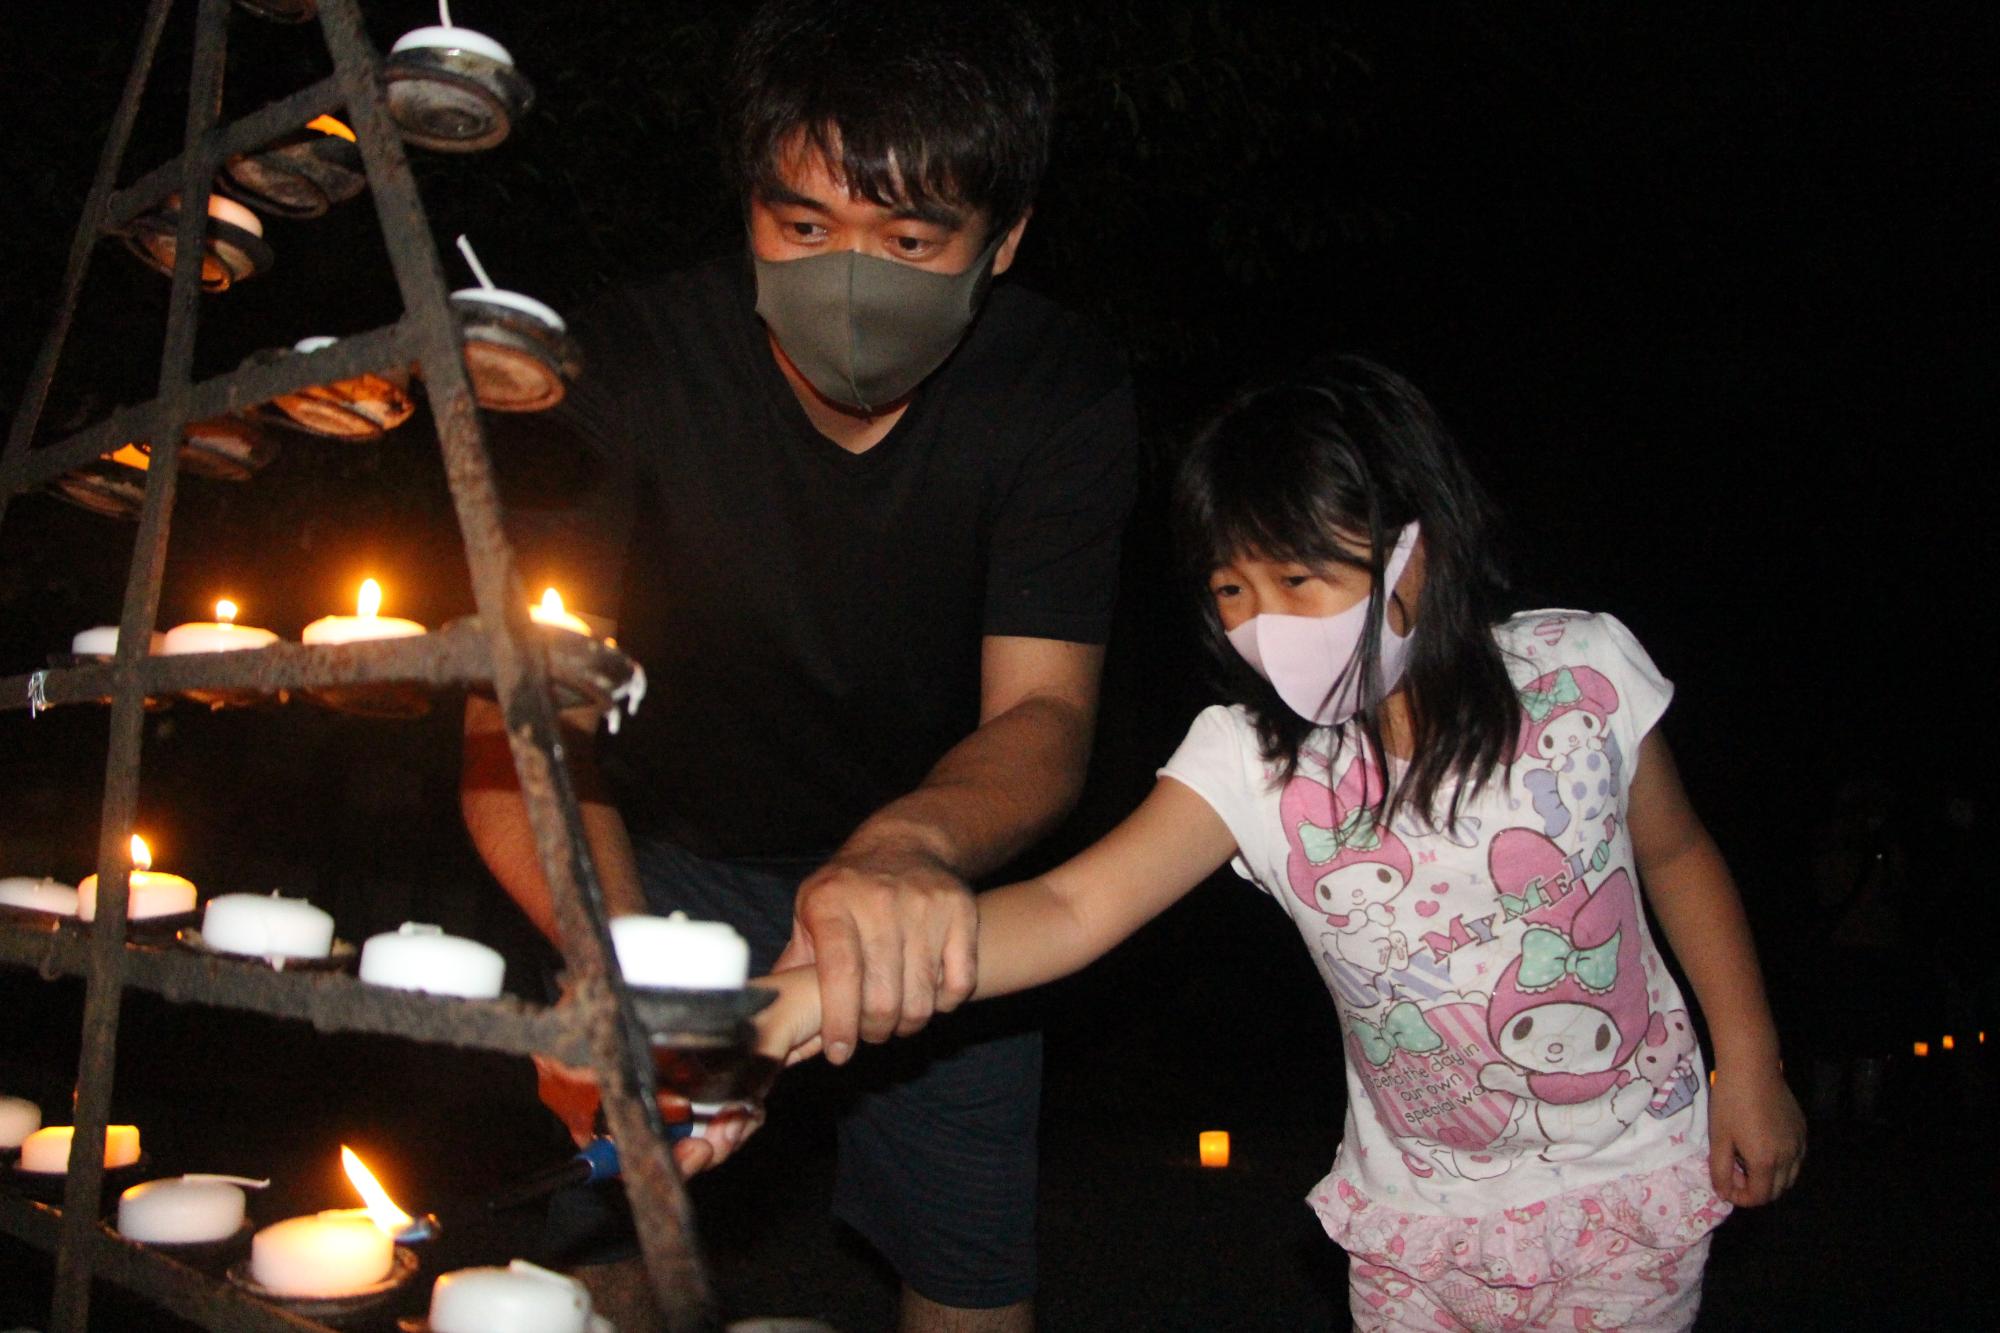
[1162, 611, 1718, 1233]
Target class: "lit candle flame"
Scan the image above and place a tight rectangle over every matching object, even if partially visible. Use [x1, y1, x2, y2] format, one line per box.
[1942, 1034, 1956, 1051]
[340, 1145, 412, 1235]
[215, 599, 238, 625]
[539, 588, 566, 618]
[108, 443, 151, 471]
[306, 114, 356, 142]
[1199, 1130, 1230, 1168]
[129, 834, 152, 872]
[1913, 1041, 1930, 1057]
[358, 578, 383, 620]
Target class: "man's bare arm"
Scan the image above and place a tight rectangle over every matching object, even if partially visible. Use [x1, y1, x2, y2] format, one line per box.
[459, 694, 649, 945]
[778, 635, 1104, 1062]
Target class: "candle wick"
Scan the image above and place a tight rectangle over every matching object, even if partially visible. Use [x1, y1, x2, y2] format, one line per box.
[455, 234, 496, 290]
[439, 0, 453, 29]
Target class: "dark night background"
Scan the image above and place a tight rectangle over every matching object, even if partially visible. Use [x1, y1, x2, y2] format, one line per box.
[2, 3, 1993, 1329]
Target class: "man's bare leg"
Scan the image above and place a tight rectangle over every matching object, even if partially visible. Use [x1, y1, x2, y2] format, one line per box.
[901, 1288, 1032, 1333]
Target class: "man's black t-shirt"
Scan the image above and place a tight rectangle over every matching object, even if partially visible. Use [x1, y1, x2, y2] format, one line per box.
[498, 255, 1137, 860]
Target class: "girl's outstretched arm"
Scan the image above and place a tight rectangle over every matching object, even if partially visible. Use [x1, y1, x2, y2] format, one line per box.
[1627, 731, 1807, 1207]
[757, 776, 1239, 1061]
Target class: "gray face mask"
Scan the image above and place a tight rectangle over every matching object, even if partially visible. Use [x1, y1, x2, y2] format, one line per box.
[752, 235, 1003, 415]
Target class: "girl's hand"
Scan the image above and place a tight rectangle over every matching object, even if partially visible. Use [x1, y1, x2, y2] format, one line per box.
[1707, 1064, 1807, 1206]
[752, 965, 829, 1066]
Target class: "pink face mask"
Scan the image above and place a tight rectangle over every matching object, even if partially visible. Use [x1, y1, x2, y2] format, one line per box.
[1226, 523, 1420, 726]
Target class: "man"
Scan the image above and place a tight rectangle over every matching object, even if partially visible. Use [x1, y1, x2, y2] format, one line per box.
[461, 3, 1136, 1327]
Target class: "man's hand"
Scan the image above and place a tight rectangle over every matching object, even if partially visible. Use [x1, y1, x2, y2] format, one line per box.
[773, 842, 979, 1064]
[1707, 1064, 1807, 1206]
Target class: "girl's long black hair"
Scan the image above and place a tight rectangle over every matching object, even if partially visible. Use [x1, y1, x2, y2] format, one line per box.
[1171, 354, 1519, 828]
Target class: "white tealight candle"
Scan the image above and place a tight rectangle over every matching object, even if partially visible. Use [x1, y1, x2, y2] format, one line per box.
[358, 923, 505, 999]
[0, 876, 79, 916]
[428, 1259, 598, 1333]
[611, 912, 750, 989]
[251, 1209, 392, 1297]
[302, 578, 427, 646]
[201, 893, 335, 960]
[72, 625, 166, 657]
[0, 1095, 41, 1150]
[529, 587, 593, 636]
[17, 1124, 141, 1173]
[161, 599, 279, 655]
[391, 23, 517, 68]
[77, 836, 197, 922]
[118, 1174, 262, 1244]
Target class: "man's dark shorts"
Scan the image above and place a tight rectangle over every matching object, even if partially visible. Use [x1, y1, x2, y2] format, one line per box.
[545, 837, 1042, 1309]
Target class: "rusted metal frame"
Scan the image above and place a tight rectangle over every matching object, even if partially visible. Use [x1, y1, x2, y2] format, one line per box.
[0, 0, 176, 534]
[105, 74, 347, 231]
[0, 619, 634, 717]
[315, 1, 715, 1325]
[0, 319, 418, 497]
[52, 3, 231, 1329]
[0, 1199, 338, 1333]
[0, 925, 592, 1063]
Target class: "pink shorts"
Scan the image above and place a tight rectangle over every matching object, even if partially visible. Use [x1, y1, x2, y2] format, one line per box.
[1348, 1231, 1711, 1332]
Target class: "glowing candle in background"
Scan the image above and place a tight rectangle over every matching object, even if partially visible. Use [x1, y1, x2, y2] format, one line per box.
[1199, 1131, 1230, 1168]
[529, 587, 592, 636]
[77, 835, 197, 922]
[302, 578, 427, 645]
[0, 1095, 42, 1150]
[1942, 1035, 1956, 1051]
[17, 1124, 141, 1173]
[161, 600, 279, 655]
[1912, 1041, 1930, 1058]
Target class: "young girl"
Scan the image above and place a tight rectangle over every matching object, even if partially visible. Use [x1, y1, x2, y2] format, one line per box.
[754, 355, 1807, 1330]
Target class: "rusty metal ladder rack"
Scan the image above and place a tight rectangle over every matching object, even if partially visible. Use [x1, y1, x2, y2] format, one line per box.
[0, 1, 720, 1328]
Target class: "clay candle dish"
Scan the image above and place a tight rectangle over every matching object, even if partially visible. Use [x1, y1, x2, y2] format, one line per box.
[17, 1124, 141, 1173]
[77, 836, 197, 923]
[384, 1, 535, 153]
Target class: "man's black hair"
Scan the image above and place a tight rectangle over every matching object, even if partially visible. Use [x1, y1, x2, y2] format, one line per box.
[724, 0, 1057, 237]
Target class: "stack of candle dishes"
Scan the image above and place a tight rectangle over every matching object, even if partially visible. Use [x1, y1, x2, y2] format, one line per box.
[446, 236, 579, 412]
[250, 337, 415, 440]
[418, 1259, 612, 1333]
[383, 7, 536, 153]
[120, 192, 274, 292]
[185, 892, 348, 971]
[219, 115, 367, 220]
